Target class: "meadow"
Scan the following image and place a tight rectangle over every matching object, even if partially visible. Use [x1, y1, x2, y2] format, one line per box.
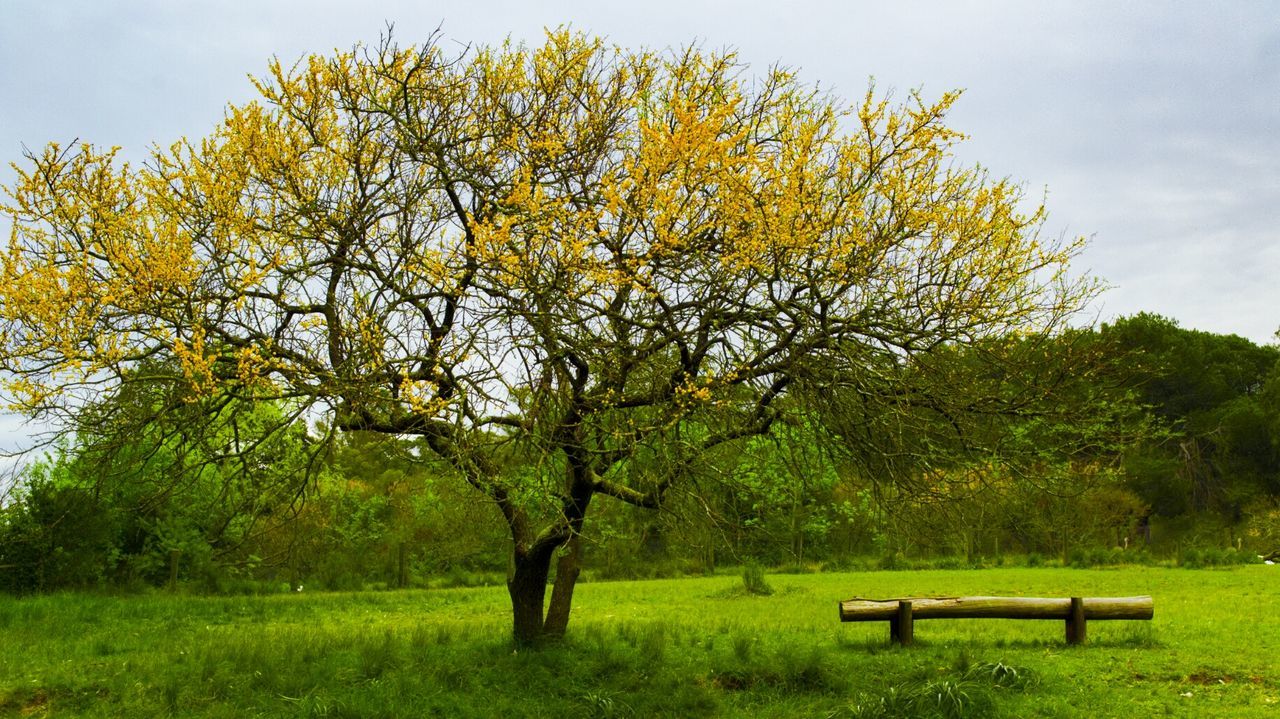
[1, 565, 1276, 718]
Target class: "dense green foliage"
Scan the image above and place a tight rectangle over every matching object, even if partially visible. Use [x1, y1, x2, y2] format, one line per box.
[1102, 315, 1280, 529]
[2, 315, 1278, 594]
[1, 566, 1276, 717]
[0, 375, 318, 593]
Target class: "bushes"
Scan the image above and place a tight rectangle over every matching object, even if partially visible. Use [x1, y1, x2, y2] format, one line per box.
[2, 415, 1268, 598]
[0, 478, 123, 593]
[1066, 547, 1131, 568]
[1177, 547, 1261, 568]
[740, 562, 774, 596]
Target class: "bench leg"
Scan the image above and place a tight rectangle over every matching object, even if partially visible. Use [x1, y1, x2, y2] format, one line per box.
[1065, 596, 1086, 645]
[889, 600, 913, 646]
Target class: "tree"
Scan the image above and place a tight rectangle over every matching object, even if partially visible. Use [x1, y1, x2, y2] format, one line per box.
[1101, 315, 1280, 519]
[1, 30, 1094, 644]
[0, 368, 319, 593]
[0, 455, 121, 593]
[802, 327, 1147, 562]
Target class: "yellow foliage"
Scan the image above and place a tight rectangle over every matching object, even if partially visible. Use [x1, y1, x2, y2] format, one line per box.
[0, 29, 1092, 428]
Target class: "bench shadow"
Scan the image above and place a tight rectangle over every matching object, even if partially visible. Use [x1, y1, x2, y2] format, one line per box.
[834, 629, 1162, 651]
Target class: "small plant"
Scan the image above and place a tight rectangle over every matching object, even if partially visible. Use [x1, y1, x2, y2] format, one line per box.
[357, 629, 400, 680]
[847, 685, 919, 719]
[848, 680, 992, 719]
[579, 690, 633, 718]
[921, 679, 992, 719]
[741, 562, 774, 596]
[638, 623, 667, 664]
[846, 661, 1035, 718]
[965, 661, 1036, 690]
[711, 644, 840, 694]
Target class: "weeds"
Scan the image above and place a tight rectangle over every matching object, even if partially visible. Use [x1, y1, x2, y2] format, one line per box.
[965, 662, 1036, 690]
[741, 562, 774, 596]
[712, 643, 842, 694]
[846, 662, 1036, 718]
[578, 689, 634, 718]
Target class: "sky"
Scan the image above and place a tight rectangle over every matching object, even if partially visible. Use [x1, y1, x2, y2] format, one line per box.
[0, 0, 1278, 452]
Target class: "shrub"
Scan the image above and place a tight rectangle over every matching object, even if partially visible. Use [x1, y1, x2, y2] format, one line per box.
[740, 562, 773, 596]
[1179, 547, 1261, 568]
[876, 552, 905, 571]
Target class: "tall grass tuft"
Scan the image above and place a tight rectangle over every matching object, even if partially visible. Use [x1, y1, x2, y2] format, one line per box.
[846, 661, 1036, 718]
[740, 562, 774, 596]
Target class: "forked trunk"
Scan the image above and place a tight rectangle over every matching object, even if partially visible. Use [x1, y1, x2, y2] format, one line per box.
[504, 460, 593, 646]
[506, 536, 586, 645]
[507, 549, 553, 646]
[543, 534, 583, 637]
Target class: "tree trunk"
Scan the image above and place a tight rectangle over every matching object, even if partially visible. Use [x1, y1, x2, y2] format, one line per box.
[396, 542, 408, 589]
[543, 534, 583, 637]
[168, 549, 181, 591]
[508, 548, 554, 647]
[501, 456, 594, 646]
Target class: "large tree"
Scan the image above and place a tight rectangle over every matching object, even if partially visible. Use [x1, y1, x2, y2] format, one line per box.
[1101, 314, 1280, 516]
[1, 30, 1093, 643]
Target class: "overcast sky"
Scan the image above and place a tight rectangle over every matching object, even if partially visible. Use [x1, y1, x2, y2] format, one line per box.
[1, 0, 1278, 450]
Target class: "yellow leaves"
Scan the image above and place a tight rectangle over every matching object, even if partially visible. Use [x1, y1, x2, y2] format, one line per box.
[2, 376, 51, 413]
[0, 142, 205, 373]
[297, 315, 326, 331]
[675, 377, 714, 406]
[352, 314, 388, 362]
[673, 373, 739, 413]
[640, 93, 744, 166]
[403, 245, 457, 292]
[471, 218, 521, 279]
[399, 373, 450, 417]
[5, 143, 137, 249]
[119, 215, 199, 302]
[236, 345, 273, 386]
[0, 28, 1090, 426]
[173, 325, 216, 397]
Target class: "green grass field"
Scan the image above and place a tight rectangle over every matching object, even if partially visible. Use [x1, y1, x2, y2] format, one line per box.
[1, 565, 1276, 717]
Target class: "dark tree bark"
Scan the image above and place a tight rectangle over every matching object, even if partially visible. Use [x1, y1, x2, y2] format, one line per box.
[396, 542, 408, 589]
[503, 455, 595, 645]
[543, 534, 583, 637]
[507, 544, 556, 646]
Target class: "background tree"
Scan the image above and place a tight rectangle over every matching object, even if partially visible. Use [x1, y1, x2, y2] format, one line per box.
[0, 365, 317, 593]
[802, 328, 1148, 562]
[1, 30, 1094, 644]
[1100, 314, 1280, 539]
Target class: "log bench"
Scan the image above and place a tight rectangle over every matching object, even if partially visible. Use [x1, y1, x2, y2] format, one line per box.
[838, 595, 1154, 645]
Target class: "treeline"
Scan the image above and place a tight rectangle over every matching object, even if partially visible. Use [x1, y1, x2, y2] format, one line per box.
[2, 314, 1277, 593]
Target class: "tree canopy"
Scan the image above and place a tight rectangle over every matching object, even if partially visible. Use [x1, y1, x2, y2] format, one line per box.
[1101, 314, 1280, 517]
[1, 30, 1094, 643]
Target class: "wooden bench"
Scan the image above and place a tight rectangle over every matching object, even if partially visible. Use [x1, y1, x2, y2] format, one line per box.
[838, 595, 1154, 645]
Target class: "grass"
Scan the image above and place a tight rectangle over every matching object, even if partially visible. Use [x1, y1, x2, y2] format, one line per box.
[0, 566, 1277, 717]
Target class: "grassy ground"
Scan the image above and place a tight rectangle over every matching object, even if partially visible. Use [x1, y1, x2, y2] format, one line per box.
[1, 566, 1276, 717]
